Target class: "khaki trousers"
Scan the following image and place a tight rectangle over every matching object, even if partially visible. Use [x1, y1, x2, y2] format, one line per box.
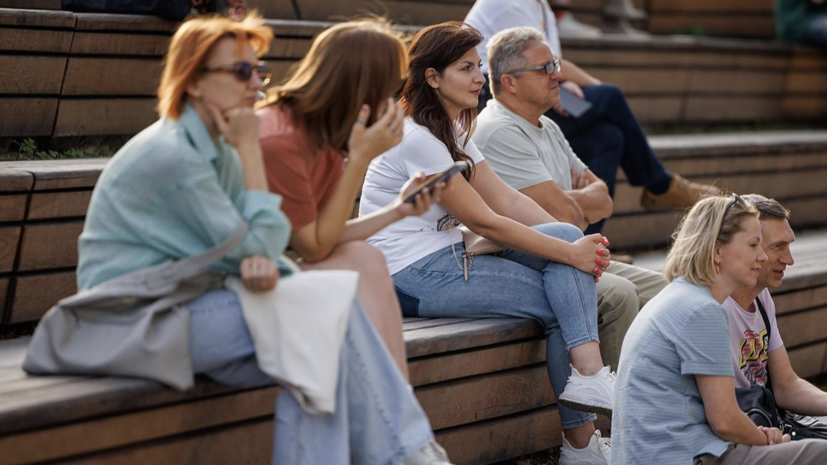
[695, 440, 827, 465]
[596, 261, 668, 370]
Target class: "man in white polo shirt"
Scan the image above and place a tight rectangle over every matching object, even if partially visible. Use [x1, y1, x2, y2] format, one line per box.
[472, 26, 669, 464]
[724, 194, 827, 421]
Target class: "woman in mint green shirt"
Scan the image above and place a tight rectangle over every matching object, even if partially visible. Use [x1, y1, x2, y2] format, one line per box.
[75, 13, 450, 465]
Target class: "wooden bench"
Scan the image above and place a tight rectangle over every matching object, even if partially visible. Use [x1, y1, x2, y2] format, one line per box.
[2, 152, 827, 463]
[4, 131, 827, 328]
[605, 131, 827, 249]
[251, 0, 773, 41]
[1, 7, 826, 139]
[0, 316, 571, 464]
[2, 233, 826, 465]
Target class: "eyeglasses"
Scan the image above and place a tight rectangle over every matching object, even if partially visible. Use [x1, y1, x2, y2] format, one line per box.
[202, 61, 271, 86]
[505, 58, 561, 76]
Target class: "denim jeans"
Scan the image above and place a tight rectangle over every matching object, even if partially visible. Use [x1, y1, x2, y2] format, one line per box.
[186, 288, 434, 465]
[392, 222, 599, 429]
[806, 16, 827, 49]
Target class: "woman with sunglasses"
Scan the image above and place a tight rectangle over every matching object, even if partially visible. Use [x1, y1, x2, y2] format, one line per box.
[611, 195, 827, 464]
[360, 22, 616, 464]
[257, 20, 441, 379]
[72, 14, 451, 465]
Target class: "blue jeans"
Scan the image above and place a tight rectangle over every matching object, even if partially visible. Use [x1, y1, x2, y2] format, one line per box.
[186, 289, 433, 465]
[392, 222, 599, 429]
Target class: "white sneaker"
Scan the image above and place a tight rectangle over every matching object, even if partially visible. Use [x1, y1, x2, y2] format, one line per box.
[557, 12, 602, 39]
[399, 440, 454, 465]
[557, 365, 615, 417]
[559, 430, 611, 465]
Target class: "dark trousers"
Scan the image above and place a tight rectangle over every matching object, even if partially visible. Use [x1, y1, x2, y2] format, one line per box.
[544, 84, 672, 197]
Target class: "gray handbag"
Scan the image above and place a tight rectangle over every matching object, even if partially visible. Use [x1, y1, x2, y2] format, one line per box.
[23, 222, 248, 390]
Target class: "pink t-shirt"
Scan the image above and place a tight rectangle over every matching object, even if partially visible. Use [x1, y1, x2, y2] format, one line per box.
[722, 288, 784, 389]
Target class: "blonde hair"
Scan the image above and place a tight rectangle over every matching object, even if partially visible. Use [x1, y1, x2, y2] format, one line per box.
[157, 12, 273, 120]
[663, 195, 759, 285]
[260, 19, 408, 153]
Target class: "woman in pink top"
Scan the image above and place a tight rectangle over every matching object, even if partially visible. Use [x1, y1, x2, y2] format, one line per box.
[257, 20, 441, 378]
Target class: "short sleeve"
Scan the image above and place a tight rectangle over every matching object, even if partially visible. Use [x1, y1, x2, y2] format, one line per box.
[399, 126, 459, 176]
[547, 119, 586, 175]
[261, 134, 318, 230]
[480, 125, 553, 190]
[761, 289, 785, 352]
[676, 304, 735, 377]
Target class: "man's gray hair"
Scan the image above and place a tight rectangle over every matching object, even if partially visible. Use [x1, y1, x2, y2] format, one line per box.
[486, 27, 547, 96]
[741, 194, 791, 221]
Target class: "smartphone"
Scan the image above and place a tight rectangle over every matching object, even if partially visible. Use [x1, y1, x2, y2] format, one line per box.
[558, 87, 593, 118]
[403, 161, 468, 204]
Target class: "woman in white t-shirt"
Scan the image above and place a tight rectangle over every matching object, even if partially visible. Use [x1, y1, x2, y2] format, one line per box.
[360, 22, 615, 461]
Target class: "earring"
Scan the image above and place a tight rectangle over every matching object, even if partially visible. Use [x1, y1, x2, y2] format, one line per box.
[714, 261, 721, 274]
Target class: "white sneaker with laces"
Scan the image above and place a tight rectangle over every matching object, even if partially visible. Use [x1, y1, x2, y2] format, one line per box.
[557, 365, 615, 417]
[399, 440, 454, 465]
[559, 430, 611, 465]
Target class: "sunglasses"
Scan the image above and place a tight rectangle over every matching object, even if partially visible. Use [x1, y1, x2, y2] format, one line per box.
[718, 193, 746, 236]
[505, 58, 561, 76]
[202, 61, 272, 86]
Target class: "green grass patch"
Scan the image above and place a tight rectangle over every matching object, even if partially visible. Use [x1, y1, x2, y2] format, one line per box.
[1, 138, 114, 161]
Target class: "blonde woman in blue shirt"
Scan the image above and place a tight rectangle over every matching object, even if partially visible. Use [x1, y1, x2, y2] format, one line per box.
[612, 195, 827, 464]
[75, 14, 451, 465]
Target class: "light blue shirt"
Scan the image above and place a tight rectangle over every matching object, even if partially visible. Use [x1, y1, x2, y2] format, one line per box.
[611, 277, 733, 465]
[77, 104, 291, 290]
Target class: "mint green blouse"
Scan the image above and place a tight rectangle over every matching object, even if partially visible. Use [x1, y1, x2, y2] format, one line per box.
[77, 104, 291, 290]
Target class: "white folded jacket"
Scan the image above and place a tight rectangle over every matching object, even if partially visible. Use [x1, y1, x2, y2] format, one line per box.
[225, 267, 359, 415]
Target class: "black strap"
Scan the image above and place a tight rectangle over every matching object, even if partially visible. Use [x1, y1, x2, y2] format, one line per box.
[755, 297, 774, 393]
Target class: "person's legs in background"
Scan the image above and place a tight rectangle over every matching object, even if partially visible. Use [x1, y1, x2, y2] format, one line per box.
[562, 121, 624, 234]
[546, 84, 720, 211]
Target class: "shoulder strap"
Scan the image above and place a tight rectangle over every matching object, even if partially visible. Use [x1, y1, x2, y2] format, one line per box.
[145, 221, 249, 288]
[755, 296, 774, 393]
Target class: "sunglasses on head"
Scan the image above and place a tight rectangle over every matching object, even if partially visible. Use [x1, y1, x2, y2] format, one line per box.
[202, 61, 272, 86]
[717, 193, 746, 236]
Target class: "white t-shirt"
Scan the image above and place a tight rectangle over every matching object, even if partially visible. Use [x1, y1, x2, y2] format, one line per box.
[360, 119, 486, 275]
[464, 0, 562, 75]
[473, 100, 586, 191]
[722, 288, 784, 389]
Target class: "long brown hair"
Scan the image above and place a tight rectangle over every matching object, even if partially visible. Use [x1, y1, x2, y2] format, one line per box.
[260, 19, 407, 154]
[402, 21, 483, 180]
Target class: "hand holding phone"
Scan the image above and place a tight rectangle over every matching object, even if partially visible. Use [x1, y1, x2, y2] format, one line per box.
[403, 161, 468, 204]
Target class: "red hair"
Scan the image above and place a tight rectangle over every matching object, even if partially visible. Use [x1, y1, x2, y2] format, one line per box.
[157, 12, 273, 119]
